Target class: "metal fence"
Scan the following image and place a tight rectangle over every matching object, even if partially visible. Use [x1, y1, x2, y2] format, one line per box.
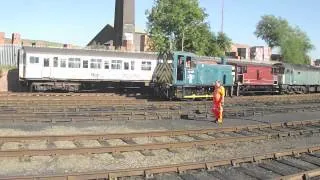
[0, 44, 22, 66]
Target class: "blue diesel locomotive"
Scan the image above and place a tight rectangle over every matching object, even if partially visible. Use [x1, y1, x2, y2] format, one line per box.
[153, 51, 233, 99]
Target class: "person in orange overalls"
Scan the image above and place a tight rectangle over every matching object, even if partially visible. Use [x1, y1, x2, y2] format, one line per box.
[212, 80, 225, 124]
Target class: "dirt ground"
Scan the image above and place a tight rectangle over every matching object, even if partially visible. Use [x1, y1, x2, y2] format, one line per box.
[0, 71, 8, 92]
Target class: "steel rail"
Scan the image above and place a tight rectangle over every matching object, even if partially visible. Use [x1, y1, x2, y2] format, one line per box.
[0, 120, 318, 157]
[0, 106, 319, 123]
[0, 135, 270, 157]
[1, 104, 319, 116]
[1, 93, 319, 101]
[1, 146, 320, 180]
[0, 119, 318, 142]
[2, 92, 320, 97]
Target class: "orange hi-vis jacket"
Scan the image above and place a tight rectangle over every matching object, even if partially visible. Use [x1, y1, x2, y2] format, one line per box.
[213, 86, 225, 104]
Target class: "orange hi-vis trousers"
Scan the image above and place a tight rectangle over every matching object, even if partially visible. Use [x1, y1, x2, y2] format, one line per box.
[212, 86, 225, 123]
[212, 102, 223, 122]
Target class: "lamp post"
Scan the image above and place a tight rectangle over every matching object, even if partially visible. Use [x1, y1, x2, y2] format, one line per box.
[221, 0, 224, 33]
[182, 30, 185, 52]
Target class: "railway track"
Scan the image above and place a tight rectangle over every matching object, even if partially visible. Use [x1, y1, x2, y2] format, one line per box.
[1, 93, 320, 103]
[1, 136, 320, 179]
[0, 120, 318, 158]
[0, 103, 319, 123]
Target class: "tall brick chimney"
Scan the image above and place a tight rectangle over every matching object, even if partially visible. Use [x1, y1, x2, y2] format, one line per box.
[114, 0, 135, 51]
[12, 33, 21, 45]
[0, 32, 4, 45]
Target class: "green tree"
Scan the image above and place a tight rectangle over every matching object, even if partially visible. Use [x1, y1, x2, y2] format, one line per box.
[255, 15, 314, 64]
[254, 15, 290, 48]
[146, 0, 231, 56]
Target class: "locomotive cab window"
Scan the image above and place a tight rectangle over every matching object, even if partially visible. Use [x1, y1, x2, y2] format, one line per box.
[43, 58, 50, 67]
[237, 66, 247, 74]
[186, 56, 192, 69]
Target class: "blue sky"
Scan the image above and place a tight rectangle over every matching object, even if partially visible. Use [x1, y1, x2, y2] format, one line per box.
[1, 0, 319, 58]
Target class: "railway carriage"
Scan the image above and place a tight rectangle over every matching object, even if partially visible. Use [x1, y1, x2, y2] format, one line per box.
[272, 63, 320, 93]
[18, 47, 158, 91]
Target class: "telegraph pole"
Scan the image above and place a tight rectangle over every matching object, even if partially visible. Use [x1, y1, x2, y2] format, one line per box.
[221, 0, 224, 33]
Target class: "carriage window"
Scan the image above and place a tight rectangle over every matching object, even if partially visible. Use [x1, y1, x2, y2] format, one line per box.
[43, 58, 50, 67]
[257, 70, 260, 80]
[90, 59, 102, 69]
[124, 62, 129, 70]
[131, 61, 135, 70]
[29, 56, 39, 64]
[111, 60, 122, 70]
[68, 58, 81, 68]
[60, 59, 66, 68]
[141, 61, 152, 71]
[104, 61, 109, 69]
[83, 60, 88, 68]
[53, 57, 58, 67]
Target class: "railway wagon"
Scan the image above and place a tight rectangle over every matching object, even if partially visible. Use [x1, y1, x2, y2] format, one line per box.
[272, 62, 320, 93]
[153, 52, 233, 99]
[18, 46, 158, 91]
[228, 62, 277, 95]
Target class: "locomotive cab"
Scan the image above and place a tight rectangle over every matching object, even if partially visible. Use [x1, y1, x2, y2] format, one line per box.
[175, 54, 196, 85]
[272, 63, 285, 85]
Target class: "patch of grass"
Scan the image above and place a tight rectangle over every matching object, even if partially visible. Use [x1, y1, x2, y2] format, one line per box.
[0, 65, 16, 78]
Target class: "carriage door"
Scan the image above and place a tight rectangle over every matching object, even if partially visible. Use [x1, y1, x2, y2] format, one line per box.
[237, 65, 244, 84]
[176, 55, 186, 84]
[223, 74, 227, 85]
[41, 57, 52, 79]
[123, 60, 130, 80]
[185, 56, 196, 85]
